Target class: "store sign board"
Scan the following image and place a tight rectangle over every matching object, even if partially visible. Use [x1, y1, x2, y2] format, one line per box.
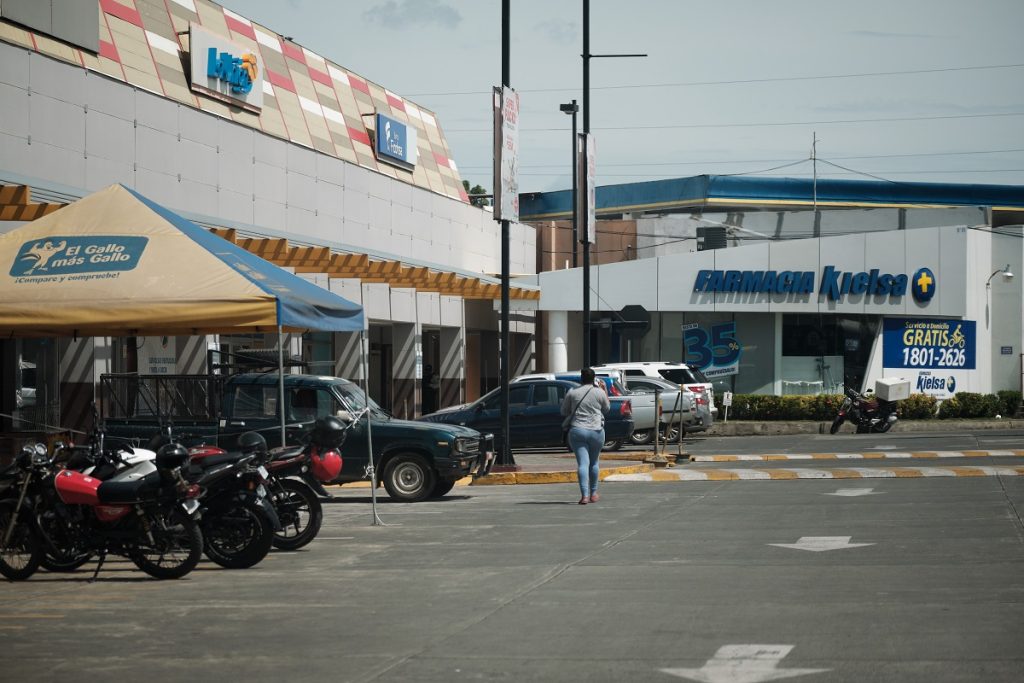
[189, 23, 263, 112]
[375, 113, 417, 168]
[682, 321, 742, 378]
[492, 86, 519, 221]
[693, 266, 929, 301]
[140, 336, 176, 375]
[9, 236, 149, 279]
[881, 318, 975, 370]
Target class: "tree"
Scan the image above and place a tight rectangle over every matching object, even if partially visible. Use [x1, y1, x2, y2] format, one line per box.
[462, 180, 490, 208]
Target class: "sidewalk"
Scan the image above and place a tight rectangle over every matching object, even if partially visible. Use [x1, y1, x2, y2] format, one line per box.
[707, 418, 1024, 436]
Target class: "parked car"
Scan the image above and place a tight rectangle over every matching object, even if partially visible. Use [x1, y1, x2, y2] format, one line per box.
[596, 362, 718, 418]
[513, 371, 676, 446]
[419, 379, 634, 451]
[622, 375, 708, 437]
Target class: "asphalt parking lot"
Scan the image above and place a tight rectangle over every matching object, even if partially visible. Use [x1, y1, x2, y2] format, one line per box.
[2, 474, 1023, 682]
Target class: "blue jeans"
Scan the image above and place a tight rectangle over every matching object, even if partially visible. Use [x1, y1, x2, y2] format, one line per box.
[568, 426, 604, 497]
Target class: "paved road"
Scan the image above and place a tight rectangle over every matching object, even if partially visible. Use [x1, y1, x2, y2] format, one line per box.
[2, 475, 1023, 682]
[675, 428, 1024, 456]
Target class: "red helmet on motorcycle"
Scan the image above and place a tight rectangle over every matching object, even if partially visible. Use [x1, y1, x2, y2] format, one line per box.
[309, 446, 342, 482]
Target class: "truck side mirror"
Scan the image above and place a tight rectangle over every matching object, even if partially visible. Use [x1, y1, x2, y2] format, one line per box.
[336, 410, 354, 423]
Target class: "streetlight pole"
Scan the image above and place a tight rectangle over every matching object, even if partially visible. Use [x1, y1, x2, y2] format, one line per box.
[559, 100, 579, 268]
[498, 0, 514, 467]
[581, 0, 645, 369]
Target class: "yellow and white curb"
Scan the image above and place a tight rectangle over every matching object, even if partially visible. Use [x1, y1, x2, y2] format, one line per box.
[691, 450, 1024, 462]
[605, 465, 1024, 482]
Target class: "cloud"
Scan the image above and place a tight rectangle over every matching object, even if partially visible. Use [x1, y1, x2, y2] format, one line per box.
[534, 20, 578, 45]
[363, 0, 461, 29]
[847, 30, 938, 39]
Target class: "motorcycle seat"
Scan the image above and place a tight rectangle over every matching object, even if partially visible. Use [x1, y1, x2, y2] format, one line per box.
[97, 470, 161, 504]
[191, 452, 248, 470]
[271, 446, 304, 462]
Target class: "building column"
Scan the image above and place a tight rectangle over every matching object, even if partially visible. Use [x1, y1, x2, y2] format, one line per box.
[392, 322, 419, 419]
[547, 310, 568, 373]
[439, 326, 464, 409]
[333, 331, 364, 381]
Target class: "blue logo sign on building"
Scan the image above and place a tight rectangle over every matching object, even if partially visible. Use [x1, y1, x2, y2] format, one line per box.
[10, 236, 149, 278]
[881, 317, 975, 370]
[375, 113, 417, 168]
[910, 267, 936, 303]
[692, 265, 929, 302]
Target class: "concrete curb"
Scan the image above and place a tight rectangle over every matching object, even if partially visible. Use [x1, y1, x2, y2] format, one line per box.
[471, 462, 655, 486]
[707, 418, 1024, 437]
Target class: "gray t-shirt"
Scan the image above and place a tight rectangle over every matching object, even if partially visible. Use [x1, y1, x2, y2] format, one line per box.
[561, 384, 611, 431]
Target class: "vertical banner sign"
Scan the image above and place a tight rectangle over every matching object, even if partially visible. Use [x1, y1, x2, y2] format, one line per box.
[682, 322, 742, 377]
[492, 86, 520, 221]
[882, 317, 975, 398]
[576, 133, 597, 243]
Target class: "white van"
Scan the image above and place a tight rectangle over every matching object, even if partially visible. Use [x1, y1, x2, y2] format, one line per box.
[596, 362, 718, 418]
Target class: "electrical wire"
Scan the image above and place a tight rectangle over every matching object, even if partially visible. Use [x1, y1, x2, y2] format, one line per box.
[406, 63, 1024, 97]
[445, 110, 1024, 133]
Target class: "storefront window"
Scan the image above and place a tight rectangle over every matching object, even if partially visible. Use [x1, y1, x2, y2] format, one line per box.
[10, 338, 60, 432]
[782, 314, 879, 394]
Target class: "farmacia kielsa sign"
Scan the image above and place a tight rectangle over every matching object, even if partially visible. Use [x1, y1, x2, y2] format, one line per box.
[693, 266, 936, 303]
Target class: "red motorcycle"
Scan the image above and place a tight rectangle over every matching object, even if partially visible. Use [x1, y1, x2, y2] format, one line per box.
[830, 387, 900, 434]
[0, 442, 203, 581]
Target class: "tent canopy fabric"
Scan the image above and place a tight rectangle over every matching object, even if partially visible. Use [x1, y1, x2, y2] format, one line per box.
[0, 185, 364, 337]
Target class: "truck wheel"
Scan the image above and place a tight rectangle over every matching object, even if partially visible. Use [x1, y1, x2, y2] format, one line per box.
[430, 478, 457, 498]
[661, 424, 682, 442]
[602, 439, 623, 452]
[629, 429, 653, 446]
[383, 454, 436, 503]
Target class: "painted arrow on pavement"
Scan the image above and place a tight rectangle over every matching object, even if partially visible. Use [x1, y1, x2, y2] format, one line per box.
[768, 536, 875, 552]
[823, 488, 881, 497]
[661, 644, 830, 682]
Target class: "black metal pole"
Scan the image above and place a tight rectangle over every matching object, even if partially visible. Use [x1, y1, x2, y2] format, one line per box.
[570, 99, 578, 269]
[498, 0, 514, 466]
[582, 0, 591, 368]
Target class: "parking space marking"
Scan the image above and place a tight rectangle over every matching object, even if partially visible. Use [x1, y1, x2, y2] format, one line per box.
[691, 450, 1024, 462]
[607, 465, 1024, 482]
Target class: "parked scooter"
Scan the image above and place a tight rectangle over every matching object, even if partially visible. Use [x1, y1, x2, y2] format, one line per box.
[0, 442, 204, 581]
[830, 386, 900, 434]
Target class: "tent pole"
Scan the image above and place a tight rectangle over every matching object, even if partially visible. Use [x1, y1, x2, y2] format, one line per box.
[361, 328, 383, 525]
[279, 325, 286, 447]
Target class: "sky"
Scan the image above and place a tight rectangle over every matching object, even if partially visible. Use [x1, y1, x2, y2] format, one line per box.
[230, 0, 1024, 195]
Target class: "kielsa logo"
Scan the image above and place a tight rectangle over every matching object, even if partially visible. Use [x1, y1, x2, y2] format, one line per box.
[916, 371, 957, 394]
[10, 236, 148, 278]
[911, 267, 936, 303]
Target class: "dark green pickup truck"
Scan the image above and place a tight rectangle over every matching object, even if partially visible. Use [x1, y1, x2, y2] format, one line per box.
[101, 373, 491, 502]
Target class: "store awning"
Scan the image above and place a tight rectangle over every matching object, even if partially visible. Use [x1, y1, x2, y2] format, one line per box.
[0, 184, 364, 337]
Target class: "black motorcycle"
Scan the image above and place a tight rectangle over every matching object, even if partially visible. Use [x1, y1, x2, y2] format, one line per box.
[830, 387, 899, 434]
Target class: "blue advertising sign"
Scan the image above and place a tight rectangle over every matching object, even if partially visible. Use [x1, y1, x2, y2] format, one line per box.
[882, 318, 975, 370]
[9, 236, 149, 278]
[375, 113, 417, 167]
[682, 321, 743, 378]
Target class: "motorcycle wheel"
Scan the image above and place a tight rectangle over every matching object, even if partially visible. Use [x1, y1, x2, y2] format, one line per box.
[203, 501, 274, 569]
[0, 501, 41, 581]
[131, 509, 203, 580]
[855, 423, 870, 434]
[271, 479, 323, 551]
[878, 421, 893, 434]
[829, 417, 844, 435]
[37, 512, 92, 572]
[629, 429, 653, 446]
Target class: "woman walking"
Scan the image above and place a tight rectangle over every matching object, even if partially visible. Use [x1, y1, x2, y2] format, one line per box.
[561, 368, 610, 505]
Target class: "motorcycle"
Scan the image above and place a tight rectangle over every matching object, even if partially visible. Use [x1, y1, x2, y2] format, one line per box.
[830, 387, 900, 434]
[189, 413, 357, 551]
[0, 442, 204, 581]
